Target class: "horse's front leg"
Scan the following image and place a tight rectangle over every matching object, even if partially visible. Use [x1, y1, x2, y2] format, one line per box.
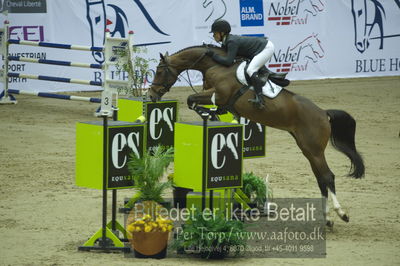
[187, 88, 216, 109]
[202, 77, 212, 91]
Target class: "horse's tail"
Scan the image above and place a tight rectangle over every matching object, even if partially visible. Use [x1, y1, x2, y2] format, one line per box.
[326, 109, 365, 178]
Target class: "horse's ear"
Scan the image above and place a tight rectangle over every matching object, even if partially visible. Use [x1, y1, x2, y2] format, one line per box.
[165, 51, 169, 56]
[160, 53, 165, 61]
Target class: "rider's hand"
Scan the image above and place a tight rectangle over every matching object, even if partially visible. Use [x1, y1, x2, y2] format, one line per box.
[205, 49, 214, 57]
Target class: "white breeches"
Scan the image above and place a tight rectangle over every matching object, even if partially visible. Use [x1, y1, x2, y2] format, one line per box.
[246, 40, 275, 77]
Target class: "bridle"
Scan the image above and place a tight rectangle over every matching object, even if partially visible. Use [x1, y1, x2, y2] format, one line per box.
[151, 51, 209, 97]
[151, 63, 179, 96]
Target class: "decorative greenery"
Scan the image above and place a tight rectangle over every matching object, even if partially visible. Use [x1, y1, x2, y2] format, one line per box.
[116, 46, 156, 97]
[174, 210, 247, 259]
[242, 172, 273, 206]
[126, 146, 174, 207]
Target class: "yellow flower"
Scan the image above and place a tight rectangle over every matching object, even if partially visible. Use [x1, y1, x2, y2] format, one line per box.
[127, 224, 135, 232]
[135, 226, 142, 232]
[144, 225, 152, 232]
[167, 225, 173, 231]
[152, 222, 159, 227]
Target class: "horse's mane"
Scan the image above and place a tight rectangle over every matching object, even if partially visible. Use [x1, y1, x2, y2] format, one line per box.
[170, 44, 250, 66]
[171, 44, 223, 56]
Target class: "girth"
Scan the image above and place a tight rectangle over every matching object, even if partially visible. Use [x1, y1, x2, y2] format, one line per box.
[219, 85, 250, 118]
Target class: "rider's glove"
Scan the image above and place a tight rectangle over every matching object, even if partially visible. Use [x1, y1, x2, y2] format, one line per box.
[205, 49, 214, 57]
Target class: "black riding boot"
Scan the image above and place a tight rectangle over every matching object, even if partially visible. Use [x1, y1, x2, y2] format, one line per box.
[248, 73, 266, 109]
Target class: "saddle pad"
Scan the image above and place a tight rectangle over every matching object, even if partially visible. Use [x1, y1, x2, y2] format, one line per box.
[236, 61, 282, 99]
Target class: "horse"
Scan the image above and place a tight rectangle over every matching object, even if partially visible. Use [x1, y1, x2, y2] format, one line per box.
[351, 0, 386, 53]
[149, 45, 365, 226]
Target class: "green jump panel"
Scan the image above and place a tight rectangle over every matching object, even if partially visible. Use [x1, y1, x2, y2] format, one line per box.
[75, 120, 145, 190]
[118, 98, 178, 152]
[240, 117, 266, 158]
[220, 114, 266, 158]
[174, 121, 243, 191]
[204, 106, 266, 158]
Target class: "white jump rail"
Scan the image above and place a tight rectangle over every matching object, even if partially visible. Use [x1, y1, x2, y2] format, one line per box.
[0, 20, 135, 117]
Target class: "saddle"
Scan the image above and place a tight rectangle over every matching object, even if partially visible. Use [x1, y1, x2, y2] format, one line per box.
[244, 64, 290, 87]
[236, 61, 284, 99]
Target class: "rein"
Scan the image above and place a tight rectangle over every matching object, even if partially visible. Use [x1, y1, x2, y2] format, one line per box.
[179, 53, 207, 94]
[152, 52, 208, 95]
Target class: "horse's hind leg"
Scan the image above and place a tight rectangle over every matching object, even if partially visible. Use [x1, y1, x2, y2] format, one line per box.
[307, 154, 349, 224]
[293, 130, 349, 225]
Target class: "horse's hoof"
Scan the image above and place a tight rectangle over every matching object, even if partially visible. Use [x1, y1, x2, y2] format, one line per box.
[188, 103, 197, 110]
[326, 220, 334, 228]
[341, 214, 350, 223]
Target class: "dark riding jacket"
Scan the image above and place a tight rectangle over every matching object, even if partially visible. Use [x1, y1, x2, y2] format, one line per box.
[211, 34, 268, 66]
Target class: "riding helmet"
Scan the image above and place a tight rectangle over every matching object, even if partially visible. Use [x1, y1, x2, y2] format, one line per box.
[210, 19, 231, 33]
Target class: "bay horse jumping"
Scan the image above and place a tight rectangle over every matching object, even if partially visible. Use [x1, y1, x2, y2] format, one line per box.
[149, 45, 365, 226]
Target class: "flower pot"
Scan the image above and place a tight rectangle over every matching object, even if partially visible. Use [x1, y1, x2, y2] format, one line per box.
[130, 231, 169, 259]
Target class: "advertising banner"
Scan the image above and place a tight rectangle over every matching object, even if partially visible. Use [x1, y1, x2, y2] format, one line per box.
[207, 126, 243, 189]
[145, 101, 177, 152]
[0, 0, 399, 93]
[107, 125, 144, 189]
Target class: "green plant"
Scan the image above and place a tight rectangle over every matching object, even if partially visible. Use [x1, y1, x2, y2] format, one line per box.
[126, 146, 174, 207]
[116, 46, 156, 97]
[242, 172, 273, 206]
[174, 210, 247, 259]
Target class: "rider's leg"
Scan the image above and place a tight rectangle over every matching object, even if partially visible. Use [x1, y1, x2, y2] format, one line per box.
[248, 72, 265, 109]
[247, 41, 275, 108]
[247, 41, 275, 76]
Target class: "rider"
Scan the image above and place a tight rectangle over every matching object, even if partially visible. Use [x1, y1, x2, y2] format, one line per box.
[206, 19, 275, 109]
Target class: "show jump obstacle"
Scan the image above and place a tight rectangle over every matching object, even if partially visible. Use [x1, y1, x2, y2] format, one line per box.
[76, 119, 145, 253]
[0, 20, 142, 252]
[0, 20, 133, 117]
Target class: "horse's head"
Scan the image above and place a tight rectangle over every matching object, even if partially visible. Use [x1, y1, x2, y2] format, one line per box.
[302, 0, 325, 16]
[352, 0, 386, 53]
[305, 33, 324, 62]
[291, 33, 324, 63]
[149, 52, 179, 102]
[351, 0, 369, 53]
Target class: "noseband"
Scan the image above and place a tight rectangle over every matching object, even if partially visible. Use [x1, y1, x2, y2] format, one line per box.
[151, 63, 178, 95]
